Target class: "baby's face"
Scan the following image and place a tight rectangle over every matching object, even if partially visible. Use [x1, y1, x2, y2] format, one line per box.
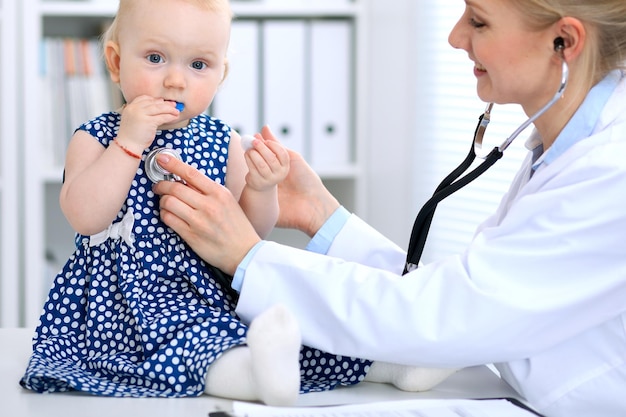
[116, 0, 231, 129]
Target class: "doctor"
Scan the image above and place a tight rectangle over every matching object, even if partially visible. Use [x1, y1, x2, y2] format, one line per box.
[154, 1, 626, 416]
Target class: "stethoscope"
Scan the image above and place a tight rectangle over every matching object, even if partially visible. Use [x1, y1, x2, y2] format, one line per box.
[403, 37, 569, 274]
[144, 147, 183, 183]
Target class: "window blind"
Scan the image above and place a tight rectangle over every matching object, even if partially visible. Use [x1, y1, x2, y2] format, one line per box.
[412, 3, 531, 263]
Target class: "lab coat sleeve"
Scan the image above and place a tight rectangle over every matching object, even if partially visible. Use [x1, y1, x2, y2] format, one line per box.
[326, 213, 407, 273]
[235, 131, 626, 368]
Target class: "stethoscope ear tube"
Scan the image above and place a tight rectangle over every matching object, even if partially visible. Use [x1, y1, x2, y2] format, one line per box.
[403, 54, 567, 274]
[403, 146, 503, 274]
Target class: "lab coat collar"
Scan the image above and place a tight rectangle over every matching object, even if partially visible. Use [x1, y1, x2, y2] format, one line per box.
[525, 70, 624, 170]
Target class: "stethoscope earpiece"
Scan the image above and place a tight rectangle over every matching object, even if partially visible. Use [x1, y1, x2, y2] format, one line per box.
[554, 37, 565, 52]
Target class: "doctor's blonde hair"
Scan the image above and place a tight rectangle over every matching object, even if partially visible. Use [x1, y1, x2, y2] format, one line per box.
[101, 0, 233, 79]
[512, 0, 626, 86]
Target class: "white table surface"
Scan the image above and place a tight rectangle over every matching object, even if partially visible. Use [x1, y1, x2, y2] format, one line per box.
[1, 328, 521, 417]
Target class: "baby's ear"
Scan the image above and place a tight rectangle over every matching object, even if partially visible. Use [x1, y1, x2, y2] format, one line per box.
[104, 40, 122, 83]
[220, 57, 229, 85]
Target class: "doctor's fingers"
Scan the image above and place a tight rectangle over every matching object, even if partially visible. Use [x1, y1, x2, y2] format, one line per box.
[155, 177, 237, 221]
[159, 185, 261, 274]
[155, 153, 221, 194]
[157, 185, 227, 242]
[152, 154, 242, 223]
[157, 185, 201, 232]
[158, 201, 233, 273]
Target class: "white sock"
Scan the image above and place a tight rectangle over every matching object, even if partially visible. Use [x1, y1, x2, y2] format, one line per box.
[364, 361, 459, 392]
[247, 304, 302, 405]
[204, 304, 301, 406]
[204, 345, 256, 401]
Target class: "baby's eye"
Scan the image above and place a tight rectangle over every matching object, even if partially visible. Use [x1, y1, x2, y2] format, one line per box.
[147, 53, 164, 64]
[191, 60, 207, 70]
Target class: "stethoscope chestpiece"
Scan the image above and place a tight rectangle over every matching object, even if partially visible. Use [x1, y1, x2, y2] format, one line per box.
[144, 147, 183, 183]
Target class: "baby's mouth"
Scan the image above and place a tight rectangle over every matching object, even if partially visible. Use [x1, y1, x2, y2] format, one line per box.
[166, 100, 185, 111]
[475, 63, 487, 72]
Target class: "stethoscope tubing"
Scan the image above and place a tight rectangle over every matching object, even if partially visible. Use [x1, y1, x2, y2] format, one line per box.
[404, 124, 502, 274]
[497, 58, 569, 154]
[403, 55, 569, 274]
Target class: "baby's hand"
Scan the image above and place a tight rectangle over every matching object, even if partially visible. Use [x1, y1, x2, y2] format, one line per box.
[115, 96, 181, 155]
[243, 133, 290, 191]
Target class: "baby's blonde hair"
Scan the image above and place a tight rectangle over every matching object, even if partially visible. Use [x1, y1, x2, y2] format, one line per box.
[511, 0, 626, 85]
[102, 0, 233, 80]
[102, 0, 233, 45]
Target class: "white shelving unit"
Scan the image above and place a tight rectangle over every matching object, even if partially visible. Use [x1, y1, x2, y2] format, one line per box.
[17, 0, 367, 327]
[0, 0, 20, 327]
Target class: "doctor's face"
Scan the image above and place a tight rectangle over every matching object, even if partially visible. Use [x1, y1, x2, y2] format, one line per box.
[448, 0, 558, 114]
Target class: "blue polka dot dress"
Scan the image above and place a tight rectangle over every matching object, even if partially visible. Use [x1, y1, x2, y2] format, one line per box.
[20, 112, 372, 397]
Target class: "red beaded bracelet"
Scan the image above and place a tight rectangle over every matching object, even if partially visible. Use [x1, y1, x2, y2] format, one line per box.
[113, 139, 142, 160]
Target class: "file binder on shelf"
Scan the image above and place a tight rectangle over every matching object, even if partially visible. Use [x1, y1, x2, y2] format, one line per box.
[212, 20, 260, 136]
[262, 20, 307, 157]
[309, 20, 352, 169]
[218, 19, 355, 172]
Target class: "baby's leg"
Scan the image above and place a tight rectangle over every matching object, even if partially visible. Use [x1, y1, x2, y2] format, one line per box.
[204, 304, 301, 406]
[364, 361, 459, 391]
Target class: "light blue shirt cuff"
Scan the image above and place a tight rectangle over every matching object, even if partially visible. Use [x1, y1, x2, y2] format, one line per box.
[232, 241, 266, 293]
[305, 206, 351, 254]
[231, 206, 351, 293]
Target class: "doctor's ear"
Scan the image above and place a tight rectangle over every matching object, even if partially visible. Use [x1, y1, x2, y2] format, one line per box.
[554, 17, 586, 61]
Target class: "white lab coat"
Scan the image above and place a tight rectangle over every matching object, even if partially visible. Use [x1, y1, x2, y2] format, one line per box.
[236, 73, 626, 417]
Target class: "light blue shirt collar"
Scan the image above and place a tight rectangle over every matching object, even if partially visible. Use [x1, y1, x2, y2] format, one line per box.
[528, 70, 621, 170]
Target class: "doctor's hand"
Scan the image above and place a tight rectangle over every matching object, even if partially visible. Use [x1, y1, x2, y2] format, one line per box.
[153, 155, 261, 275]
[276, 147, 341, 238]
